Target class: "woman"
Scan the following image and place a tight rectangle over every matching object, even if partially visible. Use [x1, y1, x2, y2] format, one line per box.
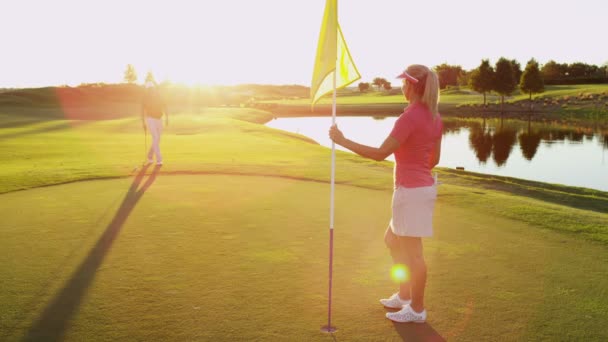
[141, 81, 169, 166]
[329, 64, 442, 323]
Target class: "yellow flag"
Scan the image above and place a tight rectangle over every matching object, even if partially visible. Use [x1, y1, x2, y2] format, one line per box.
[311, 0, 360, 105]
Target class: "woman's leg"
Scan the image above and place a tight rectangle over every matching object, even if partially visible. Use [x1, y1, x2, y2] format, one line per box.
[145, 118, 155, 162]
[401, 236, 426, 312]
[146, 118, 162, 163]
[153, 120, 163, 163]
[384, 226, 411, 300]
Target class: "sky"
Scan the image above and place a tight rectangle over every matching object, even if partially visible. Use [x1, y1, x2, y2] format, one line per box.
[2, 0, 607, 88]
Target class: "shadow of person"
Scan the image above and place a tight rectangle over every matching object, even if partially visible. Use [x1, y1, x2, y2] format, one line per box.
[391, 321, 446, 342]
[23, 164, 162, 342]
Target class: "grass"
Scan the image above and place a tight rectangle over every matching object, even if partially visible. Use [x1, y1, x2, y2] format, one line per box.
[1, 106, 607, 341]
[2, 175, 608, 341]
[261, 84, 608, 126]
[0, 106, 397, 195]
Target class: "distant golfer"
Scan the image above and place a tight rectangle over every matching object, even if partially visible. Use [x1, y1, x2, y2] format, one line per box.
[329, 64, 442, 323]
[142, 81, 168, 166]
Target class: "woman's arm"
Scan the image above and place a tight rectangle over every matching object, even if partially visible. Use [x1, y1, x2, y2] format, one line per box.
[429, 136, 442, 168]
[329, 124, 400, 161]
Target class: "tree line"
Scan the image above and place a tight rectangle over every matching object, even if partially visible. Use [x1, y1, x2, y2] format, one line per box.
[123, 61, 605, 110]
[359, 59, 608, 106]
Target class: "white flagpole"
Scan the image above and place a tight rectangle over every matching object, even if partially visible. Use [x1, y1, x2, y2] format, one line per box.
[330, 68, 337, 230]
[322, 63, 338, 334]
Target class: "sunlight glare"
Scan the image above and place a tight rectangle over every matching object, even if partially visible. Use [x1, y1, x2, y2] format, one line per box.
[390, 264, 410, 283]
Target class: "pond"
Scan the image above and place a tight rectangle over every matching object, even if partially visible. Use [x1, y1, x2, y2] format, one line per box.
[266, 116, 608, 192]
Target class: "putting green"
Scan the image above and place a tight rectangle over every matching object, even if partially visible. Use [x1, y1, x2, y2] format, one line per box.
[1, 173, 607, 341]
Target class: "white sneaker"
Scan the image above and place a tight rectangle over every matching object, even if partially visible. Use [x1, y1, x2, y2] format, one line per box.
[156, 161, 163, 166]
[386, 304, 426, 323]
[380, 293, 411, 309]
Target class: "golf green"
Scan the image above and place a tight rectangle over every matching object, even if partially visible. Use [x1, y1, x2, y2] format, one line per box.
[2, 173, 607, 341]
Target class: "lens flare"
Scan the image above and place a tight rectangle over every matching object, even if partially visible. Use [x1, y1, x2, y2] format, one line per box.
[390, 264, 410, 283]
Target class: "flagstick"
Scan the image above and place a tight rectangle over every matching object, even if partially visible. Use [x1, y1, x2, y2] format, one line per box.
[322, 69, 338, 334]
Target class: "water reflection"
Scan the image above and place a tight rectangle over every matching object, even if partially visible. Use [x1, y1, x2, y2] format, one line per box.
[445, 118, 608, 166]
[518, 130, 541, 160]
[469, 123, 493, 163]
[468, 120, 527, 165]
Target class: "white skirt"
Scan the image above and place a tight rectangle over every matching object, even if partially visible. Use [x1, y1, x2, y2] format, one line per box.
[389, 184, 437, 237]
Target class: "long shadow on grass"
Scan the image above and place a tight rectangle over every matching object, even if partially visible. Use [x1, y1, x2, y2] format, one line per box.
[391, 321, 446, 342]
[23, 164, 161, 341]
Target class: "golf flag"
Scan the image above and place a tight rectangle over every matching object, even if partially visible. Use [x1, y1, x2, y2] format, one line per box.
[310, 0, 360, 105]
[312, 0, 360, 333]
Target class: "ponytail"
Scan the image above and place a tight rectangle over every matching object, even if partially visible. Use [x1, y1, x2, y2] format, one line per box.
[406, 65, 440, 118]
[422, 69, 439, 118]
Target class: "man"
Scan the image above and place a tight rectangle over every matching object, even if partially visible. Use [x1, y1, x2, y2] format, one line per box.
[141, 81, 168, 166]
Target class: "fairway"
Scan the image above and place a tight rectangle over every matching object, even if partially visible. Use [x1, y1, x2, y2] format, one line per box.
[2, 174, 607, 341]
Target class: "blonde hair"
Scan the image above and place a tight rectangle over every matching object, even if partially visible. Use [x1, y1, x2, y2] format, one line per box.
[406, 64, 440, 117]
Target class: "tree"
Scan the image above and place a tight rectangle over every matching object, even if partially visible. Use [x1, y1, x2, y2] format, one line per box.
[358, 82, 370, 92]
[458, 70, 471, 87]
[469, 59, 494, 106]
[493, 57, 517, 112]
[434, 63, 464, 89]
[123, 64, 138, 84]
[145, 71, 156, 84]
[383, 82, 392, 91]
[541, 60, 566, 80]
[510, 59, 522, 84]
[519, 58, 545, 108]
[372, 77, 387, 90]
[587, 64, 603, 78]
[567, 62, 588, 78]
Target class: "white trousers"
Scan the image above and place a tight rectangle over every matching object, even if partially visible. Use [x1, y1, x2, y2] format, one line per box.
[146, 117, 163, 163]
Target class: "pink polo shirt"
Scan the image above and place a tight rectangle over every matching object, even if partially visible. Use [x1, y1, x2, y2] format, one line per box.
[389, 102, 443, 188]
